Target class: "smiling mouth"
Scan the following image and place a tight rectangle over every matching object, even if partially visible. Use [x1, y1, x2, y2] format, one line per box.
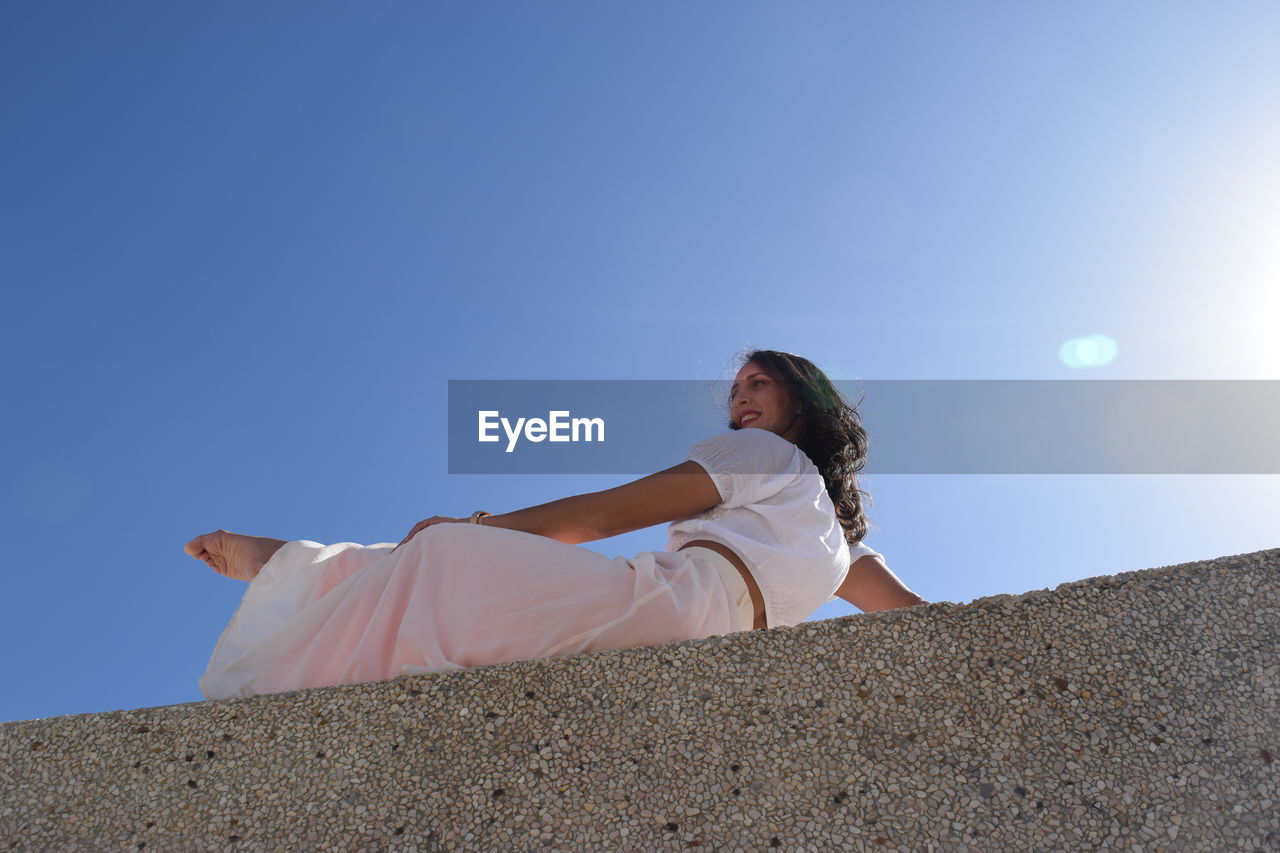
[739, 412, 761, 426]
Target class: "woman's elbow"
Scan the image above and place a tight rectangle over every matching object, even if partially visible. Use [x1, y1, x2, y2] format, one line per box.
[838, 556, 927, 612]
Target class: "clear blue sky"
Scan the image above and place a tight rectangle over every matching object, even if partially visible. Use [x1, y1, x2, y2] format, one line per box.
[2, 2, 1277, 724]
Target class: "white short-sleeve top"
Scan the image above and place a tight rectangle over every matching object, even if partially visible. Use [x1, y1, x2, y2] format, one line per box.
[665, 428, 880, 628]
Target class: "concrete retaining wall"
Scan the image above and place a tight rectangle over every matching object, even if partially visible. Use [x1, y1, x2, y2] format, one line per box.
[2, 547, 1277, 851]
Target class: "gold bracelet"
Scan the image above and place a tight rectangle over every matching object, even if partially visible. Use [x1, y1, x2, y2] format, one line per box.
[468, 511, 492, 525]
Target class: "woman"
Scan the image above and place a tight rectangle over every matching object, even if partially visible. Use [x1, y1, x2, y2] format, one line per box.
[187, 350, 924, 700]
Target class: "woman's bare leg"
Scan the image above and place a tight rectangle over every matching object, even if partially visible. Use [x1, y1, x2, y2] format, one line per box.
[184, 530, 287, 582]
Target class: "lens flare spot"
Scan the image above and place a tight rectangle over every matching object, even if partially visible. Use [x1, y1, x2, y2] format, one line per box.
[1059, 334, 1118, 368]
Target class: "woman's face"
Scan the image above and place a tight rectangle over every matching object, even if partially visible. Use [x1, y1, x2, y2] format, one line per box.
[730, 361, 803, 442]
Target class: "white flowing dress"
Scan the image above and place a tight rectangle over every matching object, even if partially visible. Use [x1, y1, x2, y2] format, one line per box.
[199, 523, 747, 700]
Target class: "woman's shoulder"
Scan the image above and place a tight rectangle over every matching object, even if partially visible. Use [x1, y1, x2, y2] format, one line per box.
[689, 427, 798, 451]
[847, 539, 885, 562]
[686, 428, 806, 470]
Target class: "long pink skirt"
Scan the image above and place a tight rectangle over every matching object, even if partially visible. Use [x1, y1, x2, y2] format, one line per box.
[200, 523, 751, 700]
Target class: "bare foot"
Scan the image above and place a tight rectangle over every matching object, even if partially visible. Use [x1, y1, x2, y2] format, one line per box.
[184, 530, 287, 582]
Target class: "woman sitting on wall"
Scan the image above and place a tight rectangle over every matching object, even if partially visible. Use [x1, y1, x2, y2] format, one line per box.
[186, 350, 925, 700]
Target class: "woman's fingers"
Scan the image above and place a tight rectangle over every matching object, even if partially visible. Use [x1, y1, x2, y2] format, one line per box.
[391, 516, 465, 552]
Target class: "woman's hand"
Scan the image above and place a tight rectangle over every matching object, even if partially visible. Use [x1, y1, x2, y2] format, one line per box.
[391, 516, 466, 552]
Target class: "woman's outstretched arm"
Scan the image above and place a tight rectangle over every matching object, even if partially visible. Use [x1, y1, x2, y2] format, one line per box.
[835, 555, 927, 612]
[470, 460, 724, 544]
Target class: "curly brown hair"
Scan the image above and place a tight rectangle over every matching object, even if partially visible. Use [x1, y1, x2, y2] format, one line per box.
[727, 349, 871, 545]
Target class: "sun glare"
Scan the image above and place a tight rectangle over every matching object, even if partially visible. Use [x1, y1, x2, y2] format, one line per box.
[1059, 334, 1118, 369]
